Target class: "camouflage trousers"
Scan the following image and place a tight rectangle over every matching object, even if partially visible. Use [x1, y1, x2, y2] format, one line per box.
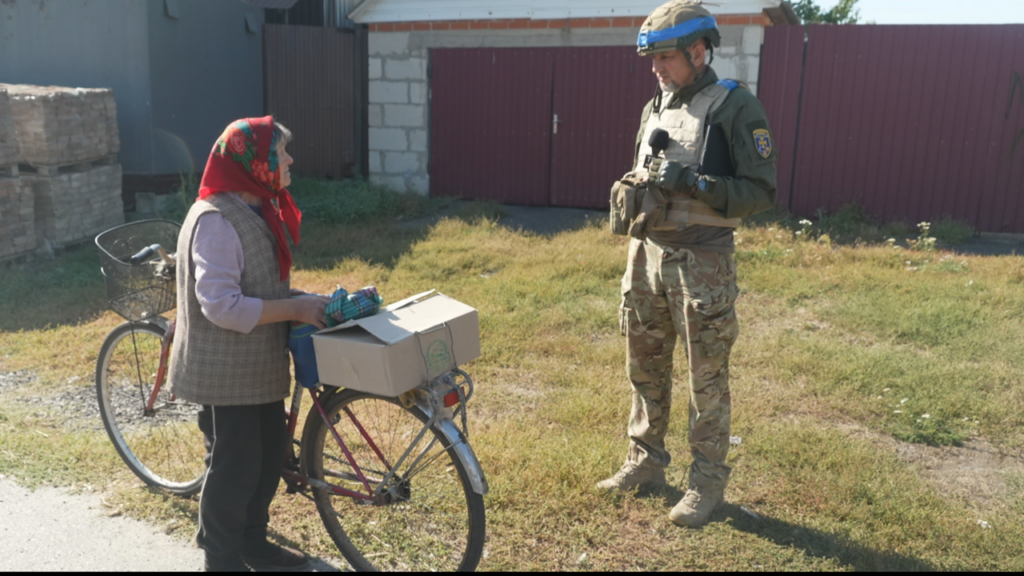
[619, 237, 739, 490]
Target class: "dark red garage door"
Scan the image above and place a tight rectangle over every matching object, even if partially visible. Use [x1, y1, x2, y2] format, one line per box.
[430, 46, 656, 208]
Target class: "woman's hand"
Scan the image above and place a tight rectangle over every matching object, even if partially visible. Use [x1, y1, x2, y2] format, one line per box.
[291, 293, 330, 329]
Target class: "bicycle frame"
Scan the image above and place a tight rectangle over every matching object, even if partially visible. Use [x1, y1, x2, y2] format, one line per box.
[282, 370, 481, 503]
[144, 320, 175, 414]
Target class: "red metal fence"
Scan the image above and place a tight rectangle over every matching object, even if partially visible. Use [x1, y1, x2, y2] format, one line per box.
[264, 24, 356, 180]
[430, 47, 654, 208]
[759, 24, 1024, 234]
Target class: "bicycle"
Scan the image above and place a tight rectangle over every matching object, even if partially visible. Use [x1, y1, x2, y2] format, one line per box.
[94, 219, 488, 571]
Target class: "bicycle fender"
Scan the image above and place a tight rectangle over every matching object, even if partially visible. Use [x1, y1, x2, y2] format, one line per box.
[435, 419, 489, 495]
[143, 315, 172, 332]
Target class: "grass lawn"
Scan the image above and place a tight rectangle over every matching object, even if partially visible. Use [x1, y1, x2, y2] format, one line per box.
[1, 189, 1022, 571]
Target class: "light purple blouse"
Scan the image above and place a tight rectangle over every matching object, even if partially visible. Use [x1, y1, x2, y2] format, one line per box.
[191, 193, 264, 334]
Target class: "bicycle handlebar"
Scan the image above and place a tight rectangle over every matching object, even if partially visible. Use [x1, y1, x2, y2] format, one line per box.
[129, 244, 162, 265]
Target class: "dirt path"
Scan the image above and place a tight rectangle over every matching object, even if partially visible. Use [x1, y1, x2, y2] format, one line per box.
[0, 475, 203, 571]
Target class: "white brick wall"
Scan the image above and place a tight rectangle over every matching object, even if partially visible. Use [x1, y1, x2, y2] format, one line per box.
[369, 127, 409, 151]
[369, 81, 409, 104]
[384, 104, 425, 127]
[384, 151, 420, 173]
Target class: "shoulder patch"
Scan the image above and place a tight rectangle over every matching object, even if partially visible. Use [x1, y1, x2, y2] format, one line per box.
[747, 119, 773, 159]
[753, 128, 772, 159]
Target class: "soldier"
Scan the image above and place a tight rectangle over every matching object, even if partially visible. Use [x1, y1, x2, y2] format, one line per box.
[597, 0, 778, 529]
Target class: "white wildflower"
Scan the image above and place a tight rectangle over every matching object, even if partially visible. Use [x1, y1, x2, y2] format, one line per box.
[921, 414, 931, 419]
[977, 519, 992, 529]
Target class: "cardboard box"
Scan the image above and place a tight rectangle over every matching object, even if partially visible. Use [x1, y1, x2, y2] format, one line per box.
[312, 291, 481, 397]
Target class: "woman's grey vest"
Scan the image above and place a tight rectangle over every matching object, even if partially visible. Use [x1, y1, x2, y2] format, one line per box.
[635, 82, 740, 229]
[168, 194, 291, 406]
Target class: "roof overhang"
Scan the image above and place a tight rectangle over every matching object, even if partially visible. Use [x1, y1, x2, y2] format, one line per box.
[348, 0, 787, 25]
[764, 1, 801, 25]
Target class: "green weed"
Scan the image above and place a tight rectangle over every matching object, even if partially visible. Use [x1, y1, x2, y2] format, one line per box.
[931, 216, 977, 245]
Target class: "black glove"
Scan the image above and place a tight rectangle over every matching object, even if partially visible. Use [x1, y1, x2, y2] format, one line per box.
[654, 160, 697, 196]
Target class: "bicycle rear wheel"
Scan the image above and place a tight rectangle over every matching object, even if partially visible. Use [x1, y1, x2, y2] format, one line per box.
[95, 321, 205, 496]
[301, 389, 485, 572]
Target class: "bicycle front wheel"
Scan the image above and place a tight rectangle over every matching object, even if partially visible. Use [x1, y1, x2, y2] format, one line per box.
[95, 321, 205, 495]
[301, 389, 485, 572]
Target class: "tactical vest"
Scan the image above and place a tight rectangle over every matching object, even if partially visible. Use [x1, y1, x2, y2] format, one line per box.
[634, 82, 740, 229]
[168, 193, 292, 406]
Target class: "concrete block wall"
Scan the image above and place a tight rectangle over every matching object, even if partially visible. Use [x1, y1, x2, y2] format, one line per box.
[365, 16, 770, 196]
[0, 83, 120, 166]
[0, 89, 33, 260]
[0, 84, 124, 257]
[0, 178, 35, 259]
[0, 89, 19, 167]
[22, 163, 123, 248]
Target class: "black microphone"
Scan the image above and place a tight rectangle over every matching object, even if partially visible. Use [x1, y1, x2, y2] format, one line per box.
[646, 129, 670, 174]
[649, 129, 670, 157]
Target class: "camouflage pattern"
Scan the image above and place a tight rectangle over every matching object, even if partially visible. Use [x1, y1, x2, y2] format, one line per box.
[619, 236, 739, 490]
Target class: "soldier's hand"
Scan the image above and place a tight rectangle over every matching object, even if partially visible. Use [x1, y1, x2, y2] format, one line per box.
[655, 160, 695, 196]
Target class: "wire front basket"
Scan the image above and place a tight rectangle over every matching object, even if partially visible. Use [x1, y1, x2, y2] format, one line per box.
[95, 219, 181, 322]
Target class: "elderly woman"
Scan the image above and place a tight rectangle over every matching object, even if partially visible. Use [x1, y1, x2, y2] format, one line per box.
[168, 116, 328, 572]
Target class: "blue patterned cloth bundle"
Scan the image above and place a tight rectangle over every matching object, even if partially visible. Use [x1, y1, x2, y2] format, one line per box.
[325, 286, 384, 328]
[289, 286, 384, 388]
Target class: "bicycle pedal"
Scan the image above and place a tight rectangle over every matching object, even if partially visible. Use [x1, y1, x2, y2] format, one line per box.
[284, 481, 307, 494]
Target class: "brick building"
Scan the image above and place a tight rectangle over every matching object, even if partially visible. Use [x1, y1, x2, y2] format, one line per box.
[348, 0, 798, 204]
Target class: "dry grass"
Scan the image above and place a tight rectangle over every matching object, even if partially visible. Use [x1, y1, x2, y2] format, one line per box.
[1, 211, 1023, 571]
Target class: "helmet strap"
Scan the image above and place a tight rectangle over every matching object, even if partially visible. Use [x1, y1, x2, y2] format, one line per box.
[684, 44, 702, 82]
[685, 40, 713, 83]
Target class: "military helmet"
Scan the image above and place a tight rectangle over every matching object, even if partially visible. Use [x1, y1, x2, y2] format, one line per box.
[637, 0, 722, 56]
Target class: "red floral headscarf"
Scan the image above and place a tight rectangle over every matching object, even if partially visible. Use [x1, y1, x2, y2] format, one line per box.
[198, 116, 300, 281]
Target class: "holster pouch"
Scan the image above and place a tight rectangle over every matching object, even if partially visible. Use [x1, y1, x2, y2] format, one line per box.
[609, 172, 646, 236]
[610, 171, 673, 240]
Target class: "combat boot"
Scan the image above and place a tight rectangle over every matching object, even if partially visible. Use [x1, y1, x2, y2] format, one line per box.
[595, 462, 666, 492]
[669, 486, 724, 528]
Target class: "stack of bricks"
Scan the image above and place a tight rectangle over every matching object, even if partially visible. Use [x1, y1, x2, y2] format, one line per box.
[0, 88, 35, 260]
[0, 83, 124, 254]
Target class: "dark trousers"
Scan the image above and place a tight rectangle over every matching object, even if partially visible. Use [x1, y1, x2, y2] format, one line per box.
[195, 401, 288, 557]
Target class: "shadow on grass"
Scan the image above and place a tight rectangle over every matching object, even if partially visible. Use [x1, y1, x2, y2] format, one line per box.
[265, 526, 346, 572]
[0, 243, 109, 332]
[719, 503, 935, 571]
[634, 487, 933, 570]
[293, 220, 433, 272]
[129, 487, 345, 571]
